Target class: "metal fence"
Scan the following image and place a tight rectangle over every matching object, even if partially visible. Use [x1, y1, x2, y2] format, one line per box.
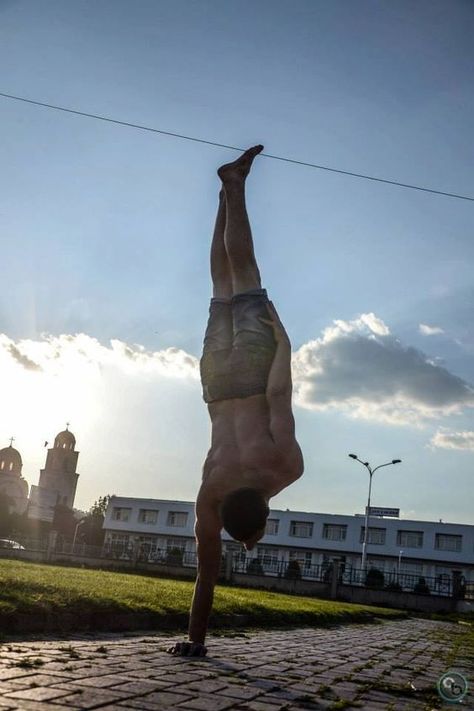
[232, 557, 467, 598]
[101, 541, 199, 567]
[232, 557, 329, 582]
[465, 581, 474, 601]
[340, 567, 454, 597]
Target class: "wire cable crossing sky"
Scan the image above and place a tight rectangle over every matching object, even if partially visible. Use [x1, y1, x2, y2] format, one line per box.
[1, 90, 473, 203]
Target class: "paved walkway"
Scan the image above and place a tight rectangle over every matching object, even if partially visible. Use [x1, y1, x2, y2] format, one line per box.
[0, 618, 471, 710]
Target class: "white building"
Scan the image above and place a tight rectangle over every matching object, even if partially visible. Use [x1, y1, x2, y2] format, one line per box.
[103, 496, 474, 584]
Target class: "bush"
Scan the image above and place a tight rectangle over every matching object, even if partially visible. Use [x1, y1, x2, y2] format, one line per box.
[284, 560, 302, 580]
[365, 567, 385, 589]
[165, 547, 184, 566]
[246, 558, 265, 576]
[413, 577, 431, 595]
[322, 563, 333, 583]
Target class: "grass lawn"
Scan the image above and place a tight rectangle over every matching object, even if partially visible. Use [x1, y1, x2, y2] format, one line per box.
[0, 559, 405, 634]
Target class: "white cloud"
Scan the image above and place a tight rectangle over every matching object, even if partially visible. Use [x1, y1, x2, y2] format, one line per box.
[419, 324, 444, 336]
[0, 333, 199, 380]
[1, 316, 473, 445]
[292, 313, 474, 426]
[0, 332, 202, 508]
[430, 429, 474, 451]
[0, 332, 199, 459]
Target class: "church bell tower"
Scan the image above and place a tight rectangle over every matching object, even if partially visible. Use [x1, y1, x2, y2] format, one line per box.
[37, 426, 79, 508]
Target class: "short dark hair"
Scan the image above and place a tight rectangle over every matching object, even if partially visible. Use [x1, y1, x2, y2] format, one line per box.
[221, 488, 269, 541]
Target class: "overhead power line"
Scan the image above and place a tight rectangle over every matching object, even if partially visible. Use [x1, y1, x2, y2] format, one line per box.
[1, 90, 473, 203]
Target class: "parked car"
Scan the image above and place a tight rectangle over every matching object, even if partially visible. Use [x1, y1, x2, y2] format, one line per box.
[0, 538, 25, 550]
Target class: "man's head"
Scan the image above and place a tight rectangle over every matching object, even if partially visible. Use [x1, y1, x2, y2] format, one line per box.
[220, 488, 269, 550]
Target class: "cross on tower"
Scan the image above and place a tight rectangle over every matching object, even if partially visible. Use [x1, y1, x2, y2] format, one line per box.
[9, 436, 15, 447]
[66, 422, 70, 431]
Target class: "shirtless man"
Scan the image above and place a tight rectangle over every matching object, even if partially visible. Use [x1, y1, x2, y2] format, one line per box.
[169, 145, 304, 656]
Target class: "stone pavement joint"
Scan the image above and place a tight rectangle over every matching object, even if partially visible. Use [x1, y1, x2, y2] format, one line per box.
[0, 618, 471, 710]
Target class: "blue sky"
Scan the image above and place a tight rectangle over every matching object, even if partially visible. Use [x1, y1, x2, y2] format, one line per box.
[0, 0, 473, 523]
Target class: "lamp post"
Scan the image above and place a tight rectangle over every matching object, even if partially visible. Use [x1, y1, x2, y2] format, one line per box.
[348, 454, 401, 574]
[398, 549, 403, 578]
[72, 518, 86, 551]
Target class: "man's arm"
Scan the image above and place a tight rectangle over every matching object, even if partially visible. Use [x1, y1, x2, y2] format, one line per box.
[188, 514, 222, 646]
[261, 303, 300, 455]
[168, 491, 221, 656]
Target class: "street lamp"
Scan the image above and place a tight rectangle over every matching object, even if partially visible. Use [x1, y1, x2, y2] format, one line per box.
[348, 454, 402, 573]
[398, 549, 403, 577]
[72, 518, 86, 550]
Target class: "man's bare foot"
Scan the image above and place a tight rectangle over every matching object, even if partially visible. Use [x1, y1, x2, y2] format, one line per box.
[218, 144, 264, 183]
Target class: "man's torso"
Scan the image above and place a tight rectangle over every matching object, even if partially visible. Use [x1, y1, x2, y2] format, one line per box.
[197, 393, 302, 521]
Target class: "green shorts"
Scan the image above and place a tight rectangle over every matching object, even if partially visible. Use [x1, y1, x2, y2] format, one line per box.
[200, 288, 277, 403]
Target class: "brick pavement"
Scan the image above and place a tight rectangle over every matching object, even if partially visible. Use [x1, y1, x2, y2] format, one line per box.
[0, 618, 471, 710]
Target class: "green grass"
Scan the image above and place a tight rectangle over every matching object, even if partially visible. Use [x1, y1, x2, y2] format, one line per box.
[0, 559, 405, 633]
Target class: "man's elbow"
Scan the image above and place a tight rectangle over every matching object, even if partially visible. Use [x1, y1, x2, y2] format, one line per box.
[266, 385, 291, 401]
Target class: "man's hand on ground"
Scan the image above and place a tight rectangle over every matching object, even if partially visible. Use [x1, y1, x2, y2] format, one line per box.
[166, 641, 208, 657]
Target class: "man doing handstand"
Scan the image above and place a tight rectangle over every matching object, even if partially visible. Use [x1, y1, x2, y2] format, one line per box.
[170, 145, 304, 656]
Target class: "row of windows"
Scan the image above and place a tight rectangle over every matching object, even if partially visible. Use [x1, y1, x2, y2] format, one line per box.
[112, 507, 188, 527]
[361, 527, 463, 552]
[266, 520, 464, 552]
[111, 509, 465, 552]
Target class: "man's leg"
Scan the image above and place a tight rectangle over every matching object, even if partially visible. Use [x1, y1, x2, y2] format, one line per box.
[210, 190, 232, 299]
[218, 145, 263, 294]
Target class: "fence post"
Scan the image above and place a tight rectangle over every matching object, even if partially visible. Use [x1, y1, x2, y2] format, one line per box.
[452, 571, 465, 600]
[47, 530, 57, 562]
[132, 537, 140, 568]
[224, 551, 233, 582]
[330, 559, 340, 599]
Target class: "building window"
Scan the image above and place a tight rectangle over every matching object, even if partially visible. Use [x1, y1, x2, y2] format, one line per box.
[0, 461, 4, 469]
[289, 521, 313, 538]
[322, 524, 347, 541]
[9, 462, 13, 471]
[112, 507, 131, 522]
[435, 533, 462, 552]
[167, 511, 188, 527]
[360, 527, 386, 545]
[265, 519, 279, 535]
[396, 530, 423, 548]
[257, 546, 279, 567]
[399, 562, 423, 577]
[138, 509, 158, 525]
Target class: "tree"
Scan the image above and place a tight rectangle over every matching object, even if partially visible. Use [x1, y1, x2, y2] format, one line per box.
[0, 492, 13, 537]
[247, 558, 265, 576]
[76, 495, 111, 547]
[284, 559, 302, 580]
[52, 504, 76, 540]
[413, 577, 431, 595]
[89, 496, 110, 517]
[365, 567, 385, 589]
[166, 546, 184, 566]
